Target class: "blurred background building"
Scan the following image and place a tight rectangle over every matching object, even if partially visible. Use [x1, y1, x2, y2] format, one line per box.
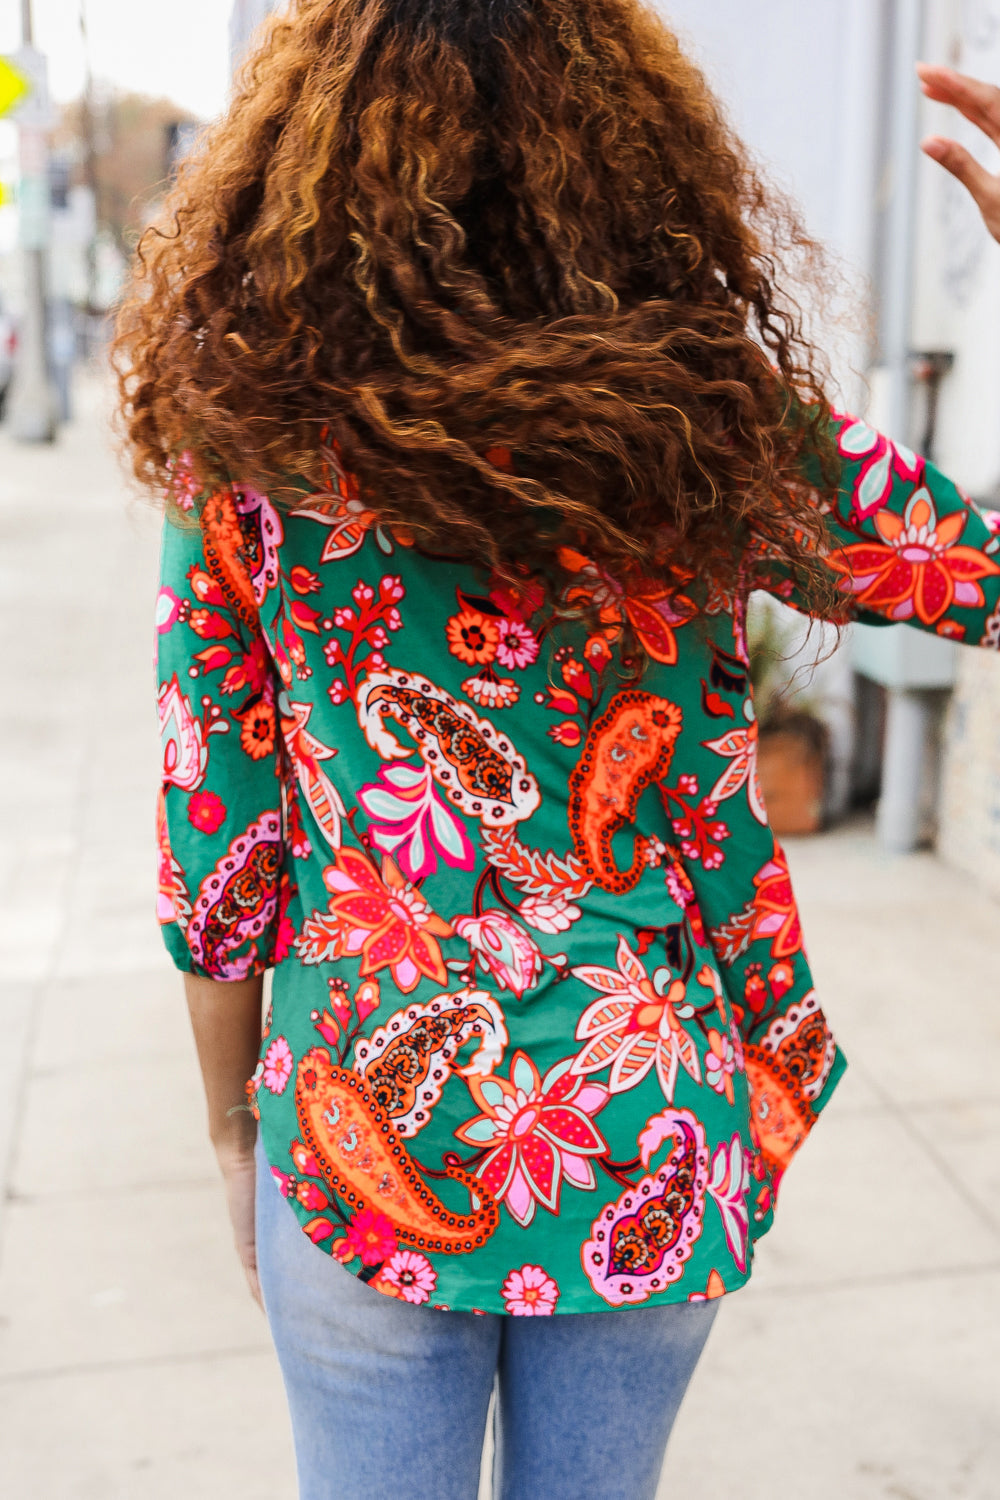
[663, 0, 1000, 891]
[3, 0, 1000, 885]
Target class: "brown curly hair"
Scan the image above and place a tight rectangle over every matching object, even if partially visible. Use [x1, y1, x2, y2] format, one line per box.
[115, 0, 842, 613]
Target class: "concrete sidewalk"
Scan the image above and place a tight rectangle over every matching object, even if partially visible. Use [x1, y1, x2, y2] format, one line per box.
[0, 377, 997, 1499]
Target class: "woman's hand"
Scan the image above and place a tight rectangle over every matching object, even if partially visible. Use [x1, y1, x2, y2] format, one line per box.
[217, 1139, 263, 1309]
[918, 63, 1000, 244]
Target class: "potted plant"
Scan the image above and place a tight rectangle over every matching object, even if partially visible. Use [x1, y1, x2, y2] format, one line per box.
[748, 600, 830, 836]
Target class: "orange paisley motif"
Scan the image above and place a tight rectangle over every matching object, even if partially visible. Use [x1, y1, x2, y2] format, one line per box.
[200, 488, 259, 625]
[295, 1048, 500, 1255]
[710, 843, 802, 965]
[743, 1047, 813, 1179]
[567, 692, 683, 894]
[744, 991, 835, 1180]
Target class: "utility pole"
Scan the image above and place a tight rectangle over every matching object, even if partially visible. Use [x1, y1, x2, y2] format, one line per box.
[79, 0, 100, 315]
[874, 0, 940, 856]
[5, 0, 59, 442]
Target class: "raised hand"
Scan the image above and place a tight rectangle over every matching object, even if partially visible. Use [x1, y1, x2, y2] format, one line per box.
[918, 63, 1000, 244]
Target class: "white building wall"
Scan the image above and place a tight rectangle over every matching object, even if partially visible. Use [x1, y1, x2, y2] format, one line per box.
[660, 4, 877, 248]
[659, 0, 885, 398]
[230, 0, 283, 68]
[658, 2, 890, 815]
[918, 1, 1000, 893]
[914, 0, 1000, 494]
[662, 0, 1000, 870]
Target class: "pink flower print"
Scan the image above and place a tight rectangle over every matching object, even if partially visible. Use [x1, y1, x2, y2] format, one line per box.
[828, 486, 1000, 625]
[294, 847, 451, 993]
[262, 1035, 293, 1095]
[358, 764, 475, 881]
[378, 1249, 437, 1305]
[453, 910, 543, 999]
[496, 618, 539, 670]
[455, 1052, 609, 1227]
[502, 1264, 559, 1316]
[571, 936, 702, 1101]
[344, 1207, 398, 1266]
[187, 790, 226, 834]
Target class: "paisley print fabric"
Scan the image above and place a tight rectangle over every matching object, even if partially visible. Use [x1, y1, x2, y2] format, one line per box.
[581, 1109, 710, 1307]
[155, 414, 1000, 1313]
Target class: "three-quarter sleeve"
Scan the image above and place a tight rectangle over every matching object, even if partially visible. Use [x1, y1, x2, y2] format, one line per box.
[764, 410, 1000, 640]
[155, 496, 289, 980]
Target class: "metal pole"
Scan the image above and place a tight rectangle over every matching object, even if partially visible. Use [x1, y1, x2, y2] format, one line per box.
[79, 0, 99, 314]
[878, 688, 930, 852]
[5, 0, 58, 443]
[876, 0, 928, 853]
[882, 0, 925, 441]
[837, 0, 887, 388]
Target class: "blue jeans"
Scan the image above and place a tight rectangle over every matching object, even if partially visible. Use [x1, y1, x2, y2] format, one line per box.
[255, 1139, 718, 1500]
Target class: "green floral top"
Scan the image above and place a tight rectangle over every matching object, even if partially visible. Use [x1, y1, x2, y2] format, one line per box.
[155, 413, 1000, 1314]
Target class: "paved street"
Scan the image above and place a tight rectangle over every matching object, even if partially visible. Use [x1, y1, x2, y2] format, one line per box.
[1, 375, 997, 1499]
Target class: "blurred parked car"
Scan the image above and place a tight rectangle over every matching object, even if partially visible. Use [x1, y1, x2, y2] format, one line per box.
[0, 301, 17, 417]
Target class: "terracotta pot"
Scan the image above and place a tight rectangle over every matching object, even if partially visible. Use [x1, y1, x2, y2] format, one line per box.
[757, 716, 827, 836]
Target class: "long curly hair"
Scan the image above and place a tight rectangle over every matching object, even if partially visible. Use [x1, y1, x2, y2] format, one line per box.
[115, 0, 843, 615]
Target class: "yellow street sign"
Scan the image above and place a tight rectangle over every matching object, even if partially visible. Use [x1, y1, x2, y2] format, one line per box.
[0, 57, 31, 121]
